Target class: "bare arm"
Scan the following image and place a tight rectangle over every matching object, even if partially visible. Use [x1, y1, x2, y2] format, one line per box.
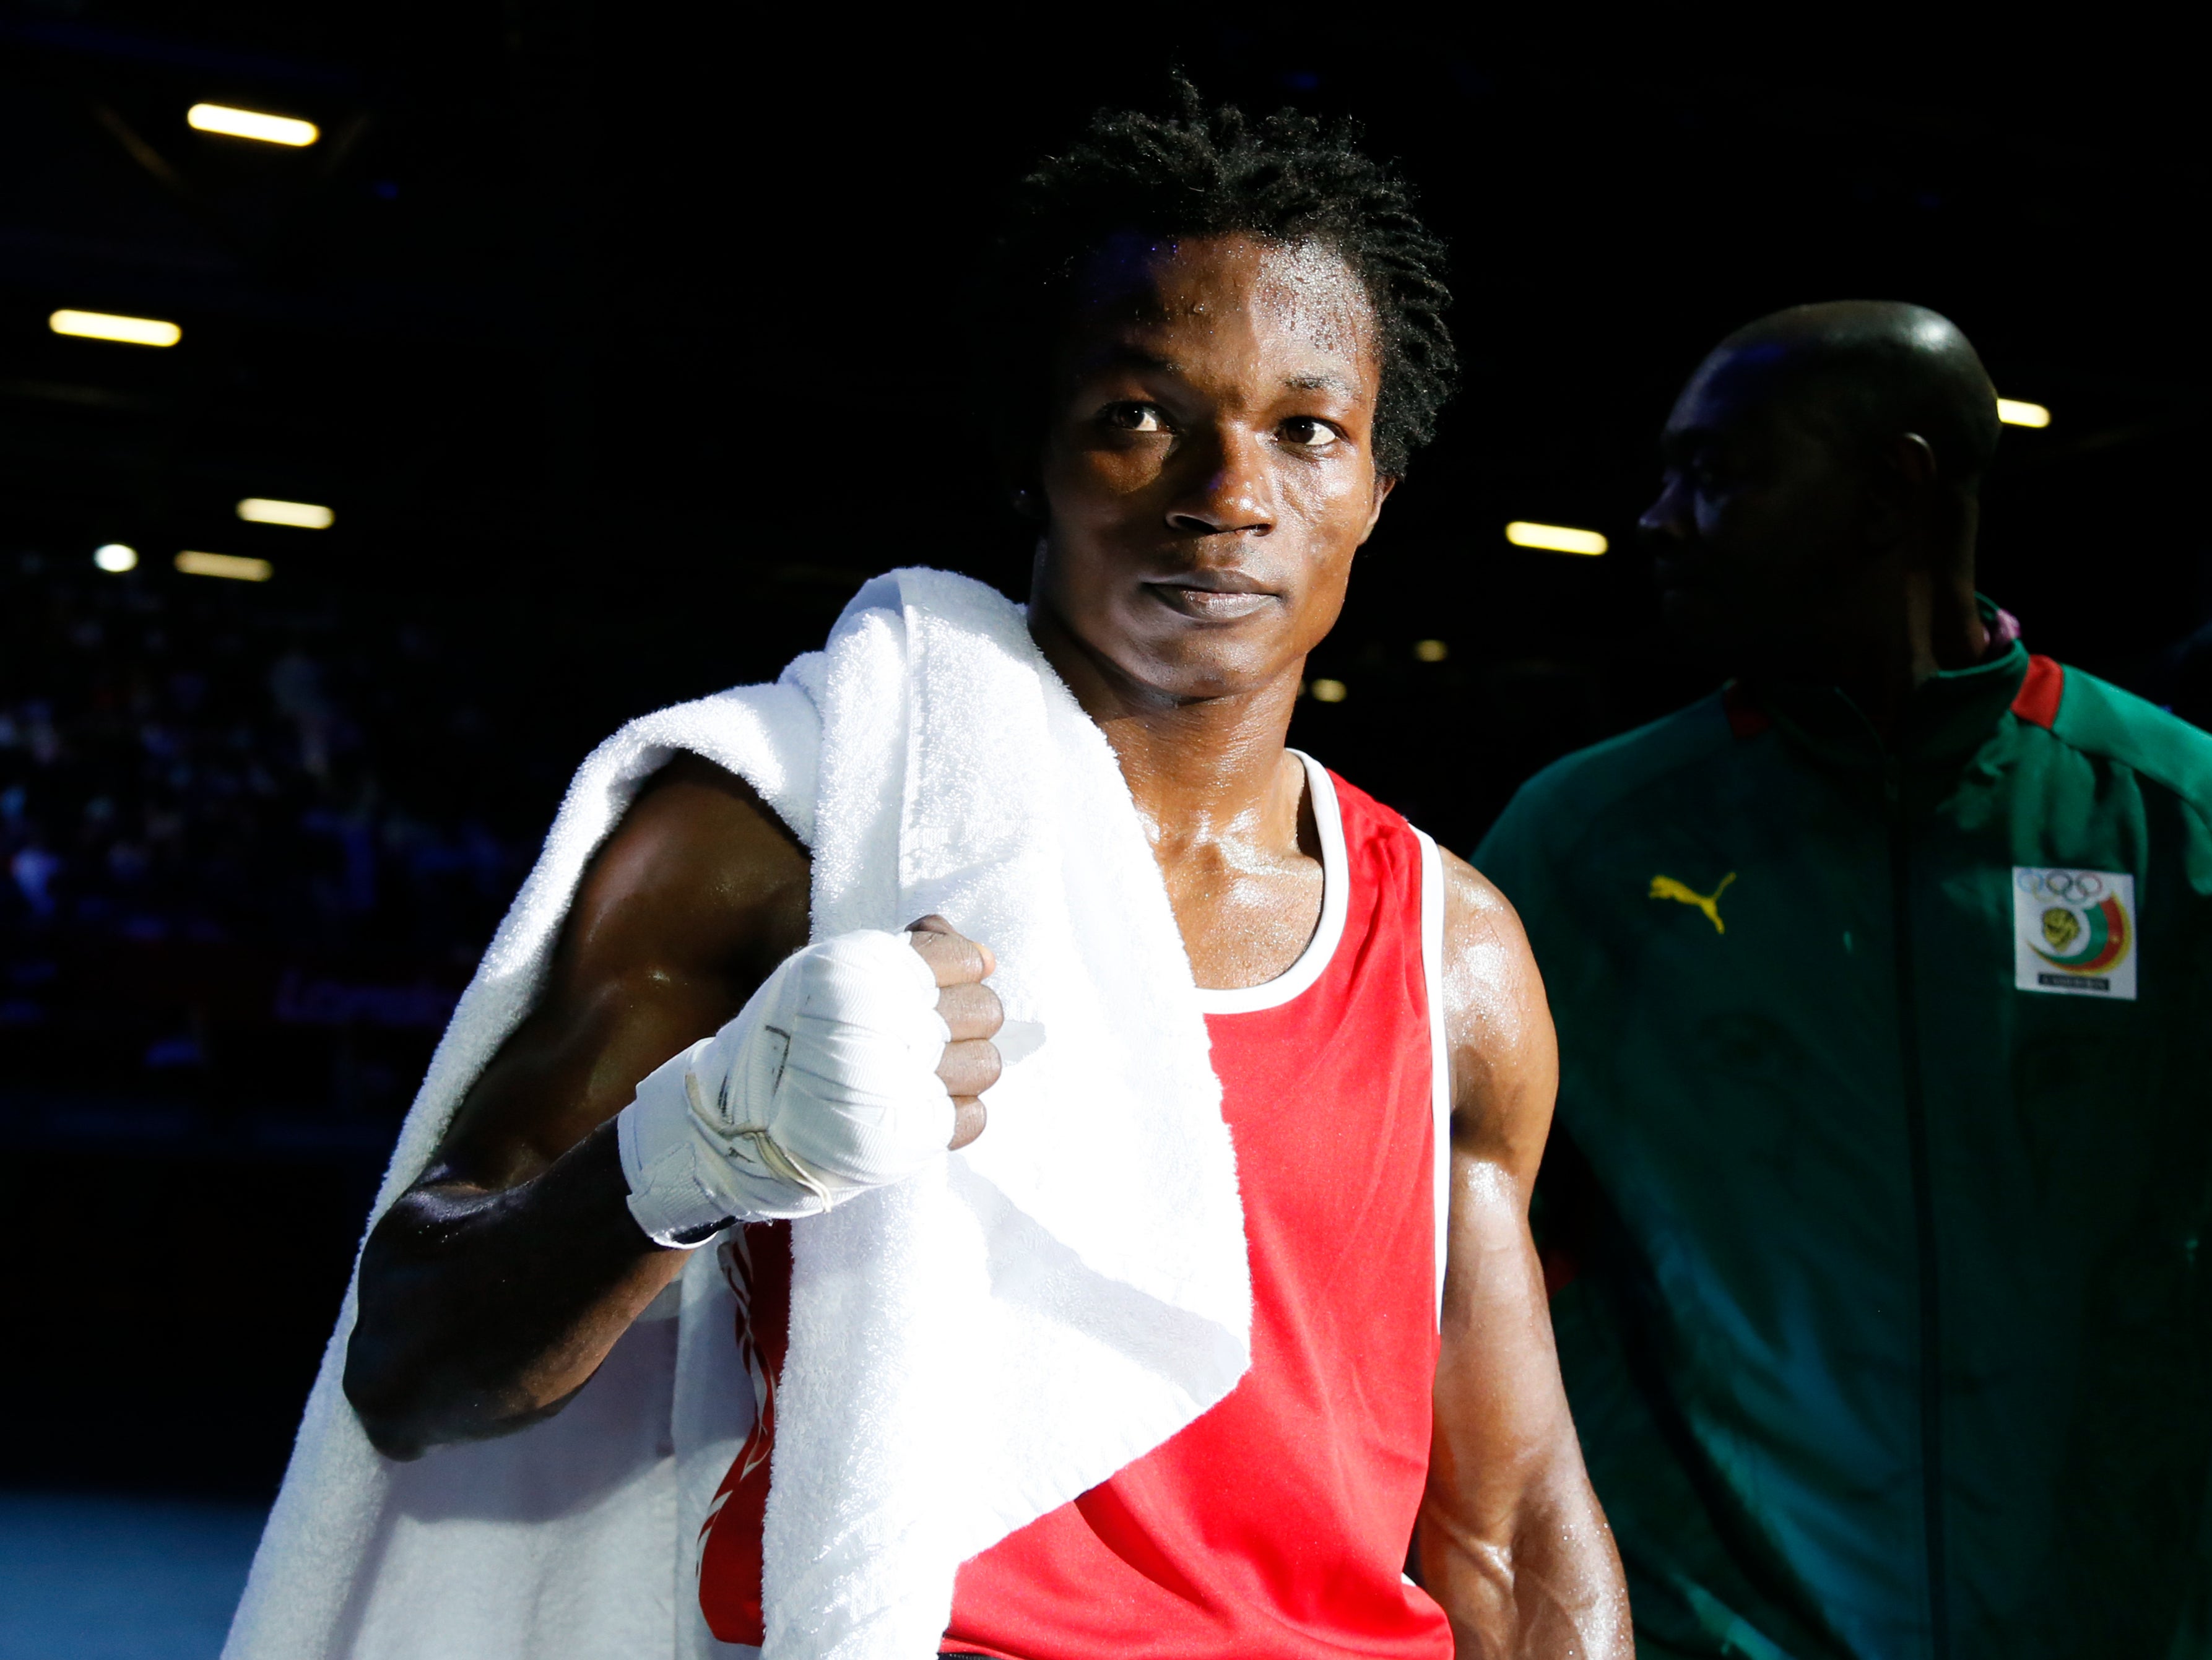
[1420, 850, 1632, 1659]
[342, 758, 810, 1457]
[343, 756, 995, 1458]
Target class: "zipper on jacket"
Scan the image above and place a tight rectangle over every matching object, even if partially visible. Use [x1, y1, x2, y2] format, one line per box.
[1888, 760, 1948, 1660]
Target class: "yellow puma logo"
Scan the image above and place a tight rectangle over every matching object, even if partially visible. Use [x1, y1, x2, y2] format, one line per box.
[1650, 871, 1737, 934]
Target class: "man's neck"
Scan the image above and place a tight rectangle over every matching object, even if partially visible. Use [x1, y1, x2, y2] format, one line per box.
[1028, 610, 1304, 863]
[1031, 607, 1323, 990]
[1791, 550, 1986, 741]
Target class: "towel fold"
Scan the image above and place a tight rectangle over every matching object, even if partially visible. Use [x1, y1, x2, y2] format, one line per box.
[224, 569, 1250, 1660]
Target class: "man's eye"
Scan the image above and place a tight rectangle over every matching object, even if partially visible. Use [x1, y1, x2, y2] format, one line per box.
[1280, 417, 1337, 447]
[1104, 402, 1169, 434]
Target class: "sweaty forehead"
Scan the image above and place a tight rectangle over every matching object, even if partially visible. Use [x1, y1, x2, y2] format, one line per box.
[1067, 232, 1379, 381]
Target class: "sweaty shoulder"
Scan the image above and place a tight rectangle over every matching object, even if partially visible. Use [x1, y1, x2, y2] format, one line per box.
[563, 753, 810, 985]
[2043, 663, 2212, 819]
[1436, 845, 1556, 1174]
[435, 753, 810, 1183]
[1309, 766, 1551, 1150]
[1476, 691, 1736, 879]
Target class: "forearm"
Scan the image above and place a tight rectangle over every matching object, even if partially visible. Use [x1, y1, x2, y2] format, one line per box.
[343, 1120, 682, 1458]
[1420, 1460, 1631, 1659]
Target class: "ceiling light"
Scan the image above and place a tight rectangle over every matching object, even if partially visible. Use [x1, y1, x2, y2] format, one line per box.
[1506, 521, 1608, 556]
[50, 309, 181, 347]
[186, 103, 319, 147]
[93, 544, 138, 574]
[1308, 678, 1348, 704]
[1413, 639, 1449, 664]
[175, 550, 272, 582]
[236, 498, 334, 529]
[1997, 398, 2051, 428]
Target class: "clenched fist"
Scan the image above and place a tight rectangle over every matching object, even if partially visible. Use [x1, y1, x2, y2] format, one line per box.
[616, 916, 1002, 1246]
[906, 913, 1002, 1151]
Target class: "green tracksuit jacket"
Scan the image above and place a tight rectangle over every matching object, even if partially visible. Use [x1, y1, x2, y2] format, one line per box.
[1475, 621, 2212, 1660]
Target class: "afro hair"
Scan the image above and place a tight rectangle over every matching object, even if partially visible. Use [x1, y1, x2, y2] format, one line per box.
[984, 79, 1456, 480]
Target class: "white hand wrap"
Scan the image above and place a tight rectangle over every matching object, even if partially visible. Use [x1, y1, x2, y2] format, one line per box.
[615, 928, 954, 1247]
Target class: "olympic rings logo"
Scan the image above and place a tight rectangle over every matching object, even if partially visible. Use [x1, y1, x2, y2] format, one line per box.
[2016, 868, 2106, 902]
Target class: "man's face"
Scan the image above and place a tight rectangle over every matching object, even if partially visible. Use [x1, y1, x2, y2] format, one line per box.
[1031, 233, 1393, 701]
[1642, 349, 1881, 669]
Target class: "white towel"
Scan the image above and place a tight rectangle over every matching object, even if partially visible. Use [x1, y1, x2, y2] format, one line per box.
[223, 568, 1251, 1660]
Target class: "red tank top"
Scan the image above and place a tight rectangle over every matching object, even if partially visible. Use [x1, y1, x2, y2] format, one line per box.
[698, 758, 1453, 1659]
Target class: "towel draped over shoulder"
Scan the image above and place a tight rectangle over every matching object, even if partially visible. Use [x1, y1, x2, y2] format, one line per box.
[223, 569, 1251, 1660]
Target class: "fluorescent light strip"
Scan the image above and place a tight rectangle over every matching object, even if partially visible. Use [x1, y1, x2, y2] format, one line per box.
[1997, 398, 2051, 428]
[236, 498, 334, 529]
[50, 309, 181, 347]
[176, 550, 273, 582]
[187, 103, 319, 147]
[1506, 521, 1608, 556]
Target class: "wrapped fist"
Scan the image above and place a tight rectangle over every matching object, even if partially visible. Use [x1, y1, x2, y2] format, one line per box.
[617, 920, 1000, 1246]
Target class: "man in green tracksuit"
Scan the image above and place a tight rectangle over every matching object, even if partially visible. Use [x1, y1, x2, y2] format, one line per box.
[1476, 301, 2212, 1659]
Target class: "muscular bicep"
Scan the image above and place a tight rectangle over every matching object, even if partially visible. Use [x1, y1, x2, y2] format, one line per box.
[1428, 849, 1630, 1653]
[1429, 849, 1574, 1526]
[433, 754, 812, 1190]
[1441, 849, 1557, 1189]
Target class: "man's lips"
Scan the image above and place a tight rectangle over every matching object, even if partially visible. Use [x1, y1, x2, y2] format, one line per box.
[1142, 574, 1280, 621]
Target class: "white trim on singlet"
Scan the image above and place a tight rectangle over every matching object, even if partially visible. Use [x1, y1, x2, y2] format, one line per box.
[1191, 750, 1349, 1015]
[1416, 827, 1451, 1329]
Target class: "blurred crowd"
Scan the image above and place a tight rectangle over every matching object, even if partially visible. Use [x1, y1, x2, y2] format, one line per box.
[0, 553, 538, 1117]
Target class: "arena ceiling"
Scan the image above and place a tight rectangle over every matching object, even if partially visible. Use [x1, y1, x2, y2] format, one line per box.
[3, 6, 2203, 829]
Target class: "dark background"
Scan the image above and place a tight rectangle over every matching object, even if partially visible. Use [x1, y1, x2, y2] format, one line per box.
[2, 6, 2205, 1500]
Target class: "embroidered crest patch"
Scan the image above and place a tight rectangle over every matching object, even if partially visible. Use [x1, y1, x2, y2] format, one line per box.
[2013, 867, 2136, 1000]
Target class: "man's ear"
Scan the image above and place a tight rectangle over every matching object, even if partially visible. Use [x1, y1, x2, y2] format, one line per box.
[1360, 473, 1400, 542]
[1890, 433, 1939, 488]
[1010, 483, 1048, 523]
[1881, 433, 1958, 569]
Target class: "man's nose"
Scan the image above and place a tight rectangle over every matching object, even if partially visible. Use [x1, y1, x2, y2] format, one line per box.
[1639, 473, 1692, 543]
[1166, 428, 1275, 537]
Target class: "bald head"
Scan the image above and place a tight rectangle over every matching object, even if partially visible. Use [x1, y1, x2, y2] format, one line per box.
[1644, 301, 2002, 685]
[1691, 300, 2001, 491]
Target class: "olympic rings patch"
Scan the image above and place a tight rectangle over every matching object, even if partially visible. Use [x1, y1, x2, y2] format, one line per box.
[2013, 866, 2137, 1000]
